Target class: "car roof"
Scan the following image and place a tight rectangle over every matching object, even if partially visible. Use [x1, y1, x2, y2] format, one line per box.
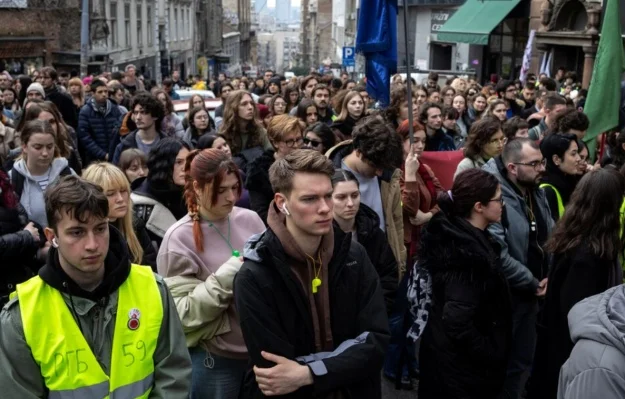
[174, 89, 216, 99]
[173, 99, 221, 113]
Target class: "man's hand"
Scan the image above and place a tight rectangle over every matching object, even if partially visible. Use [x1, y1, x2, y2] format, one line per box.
[536, 278, 548, 297]
[253, 351, 314, 396]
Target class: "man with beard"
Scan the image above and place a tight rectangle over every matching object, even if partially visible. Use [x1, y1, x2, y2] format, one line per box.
[483, 138, 554, 399]
[311, 84, 334, 125]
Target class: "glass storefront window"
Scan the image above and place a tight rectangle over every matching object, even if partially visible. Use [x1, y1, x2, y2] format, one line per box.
[502, 36, 514, 52]
[502, 56, 512, 77]
[490, 35, 502, 52]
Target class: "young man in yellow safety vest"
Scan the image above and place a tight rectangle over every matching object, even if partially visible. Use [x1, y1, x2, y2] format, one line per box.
[0, 175, 192, 398]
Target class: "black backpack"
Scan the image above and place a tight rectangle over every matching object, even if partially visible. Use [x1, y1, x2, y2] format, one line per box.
[11, 166, 72, 198]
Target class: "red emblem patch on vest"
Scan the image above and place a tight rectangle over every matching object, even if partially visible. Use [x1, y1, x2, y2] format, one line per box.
[127, 308, 141, 330]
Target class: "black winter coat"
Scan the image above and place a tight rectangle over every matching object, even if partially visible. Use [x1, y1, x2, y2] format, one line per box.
[418, 212, 512, 399]
[527, 245, 621, 399]
[45, 86, 78, 130]
[77, 99, 124, 164]
[234, 226, 390, 399]
[333, 203, 398, 313]
[244, 149, 275, 225]
[539, 164, 578, 222]
[0, 204, 41, 303]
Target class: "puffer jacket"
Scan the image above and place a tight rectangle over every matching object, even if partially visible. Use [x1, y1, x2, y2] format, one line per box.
[234, 223, 390, 398]
[326, 140, 406, 276]
[0, 203, 41, 304]
[333, 203, 398, 313]
[77, 98, 124, 164]
[418, 211, 512, 399]
[483, 157, 554, 294]
[0, 227, 192, 398]
[558, 286, 625, 399]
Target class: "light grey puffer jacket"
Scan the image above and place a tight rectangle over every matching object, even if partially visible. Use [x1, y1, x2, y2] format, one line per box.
[558, 285, 625, 399]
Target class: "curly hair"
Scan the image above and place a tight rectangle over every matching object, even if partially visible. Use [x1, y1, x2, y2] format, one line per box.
[131, 93, 165, 133]
[385, 86, 417, 126]
[146, 137, 190, 190]
[218, 90, 265, 155]
[550, 109, 589, 136]
[464, 117, 503, 159]
[352, 115, 403, 170]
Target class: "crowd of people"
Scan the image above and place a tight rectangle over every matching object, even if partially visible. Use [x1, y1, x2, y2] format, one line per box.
[0, 64, 623, 399]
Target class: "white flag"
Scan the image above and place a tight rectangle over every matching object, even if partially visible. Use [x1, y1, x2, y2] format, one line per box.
[519, 30, 536, 83]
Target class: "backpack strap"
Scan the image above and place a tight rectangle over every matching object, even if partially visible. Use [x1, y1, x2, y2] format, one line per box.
[10, 170, 24, 198]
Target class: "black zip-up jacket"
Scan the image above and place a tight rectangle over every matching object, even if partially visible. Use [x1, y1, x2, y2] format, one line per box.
[234, 226, 390, 399]
[333, 203, 398, 313]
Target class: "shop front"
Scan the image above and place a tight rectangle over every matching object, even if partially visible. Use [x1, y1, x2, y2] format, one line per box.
[437, 0, 530, 81]
[0, 37, 46, 76]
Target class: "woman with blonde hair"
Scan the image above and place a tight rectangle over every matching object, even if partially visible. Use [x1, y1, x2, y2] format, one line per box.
[67, 77, 85, 112]
[451, 77, 468, 95]
[330, 90, 365, 141]
[82, 162, 157, 269]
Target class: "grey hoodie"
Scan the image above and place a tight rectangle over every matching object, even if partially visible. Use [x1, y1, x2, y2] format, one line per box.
[10, 158, 74, 228]
[558, 285, 625, 399]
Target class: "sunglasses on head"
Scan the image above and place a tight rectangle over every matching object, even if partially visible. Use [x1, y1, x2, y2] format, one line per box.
[303, 138, 322, 147]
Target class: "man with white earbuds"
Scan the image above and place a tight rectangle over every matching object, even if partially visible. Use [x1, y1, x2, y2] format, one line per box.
[234, 149, 390, 398]
[0, 175, 192, 398]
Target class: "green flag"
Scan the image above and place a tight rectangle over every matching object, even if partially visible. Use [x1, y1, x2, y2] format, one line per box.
[582, 0, 625, 160]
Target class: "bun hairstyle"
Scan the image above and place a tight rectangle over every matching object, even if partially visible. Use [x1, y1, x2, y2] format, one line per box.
[438, 168, 499, 218]
[184, 148, 242, 252]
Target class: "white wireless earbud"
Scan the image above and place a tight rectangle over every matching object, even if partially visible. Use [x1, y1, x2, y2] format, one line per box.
[281, 204, 291, 216]
[51, 238, 59, 248]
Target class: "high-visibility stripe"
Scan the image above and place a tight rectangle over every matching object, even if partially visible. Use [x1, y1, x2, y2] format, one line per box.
[110, 373, 154, 399]
[539, 183, 564, 217]
[48, 380, 109, 399]
[47, 373, 154, 399]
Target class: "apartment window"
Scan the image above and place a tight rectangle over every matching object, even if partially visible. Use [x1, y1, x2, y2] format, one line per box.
[124, 4, 131, 47]
[137, 5, 142, 45]
[147, 6, 152, 46]
[174, 8, 178, 41]
[109, 2, 118, 48]
[187, 8, 191, 39]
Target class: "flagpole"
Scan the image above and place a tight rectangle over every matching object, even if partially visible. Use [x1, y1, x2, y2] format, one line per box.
[402, 0, 415, 145]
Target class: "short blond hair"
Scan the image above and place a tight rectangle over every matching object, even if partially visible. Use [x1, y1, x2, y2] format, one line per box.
[267, 114, 303, 145]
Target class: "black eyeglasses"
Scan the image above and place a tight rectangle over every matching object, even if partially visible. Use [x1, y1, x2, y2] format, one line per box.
[283, 137, 303, 148]
[489, 196, 504, 205]
[513, 159, 547, 170]
[303, 138, 322, 147]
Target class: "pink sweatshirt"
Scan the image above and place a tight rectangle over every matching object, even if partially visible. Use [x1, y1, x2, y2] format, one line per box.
[158, 207, 265, 357]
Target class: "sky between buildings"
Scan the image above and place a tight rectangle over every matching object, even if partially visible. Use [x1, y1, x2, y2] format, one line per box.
[267, 0, 301, 7]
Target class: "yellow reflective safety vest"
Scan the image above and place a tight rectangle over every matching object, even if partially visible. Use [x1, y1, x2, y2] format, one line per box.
[15, 264, 163, 399]
[539, 183, 564, 218]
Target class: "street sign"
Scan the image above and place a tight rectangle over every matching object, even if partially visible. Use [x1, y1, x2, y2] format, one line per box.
[342, 47, 355, 67]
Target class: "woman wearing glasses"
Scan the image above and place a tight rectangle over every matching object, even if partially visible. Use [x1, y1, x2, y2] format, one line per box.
[303, 122, 336, 154]
[418, 168, 511, 399]
[180, 106, 215, 149]
[454, 117, 505, 179]
[245, 114, 303, 224]
[538, 133, 581, 221]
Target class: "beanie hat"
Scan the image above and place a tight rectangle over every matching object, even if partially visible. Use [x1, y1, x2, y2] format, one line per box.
[26, 82, 45, 98]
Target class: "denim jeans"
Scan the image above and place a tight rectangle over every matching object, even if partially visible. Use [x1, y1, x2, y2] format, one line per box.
[500, 297, 539, 399]
[189, 347, 247, 399]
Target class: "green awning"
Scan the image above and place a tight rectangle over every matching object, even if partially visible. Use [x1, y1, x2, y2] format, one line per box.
[437, 0, 521, 45]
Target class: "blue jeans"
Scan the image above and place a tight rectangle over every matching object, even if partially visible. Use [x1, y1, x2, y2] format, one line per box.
[189, 347, 247, 399]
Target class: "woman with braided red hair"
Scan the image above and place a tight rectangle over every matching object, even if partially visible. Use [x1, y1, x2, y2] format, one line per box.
[157, 148, 265, 399]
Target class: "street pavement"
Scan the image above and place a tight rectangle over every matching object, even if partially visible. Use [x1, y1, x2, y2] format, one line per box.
[381, 376, 418, 398]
